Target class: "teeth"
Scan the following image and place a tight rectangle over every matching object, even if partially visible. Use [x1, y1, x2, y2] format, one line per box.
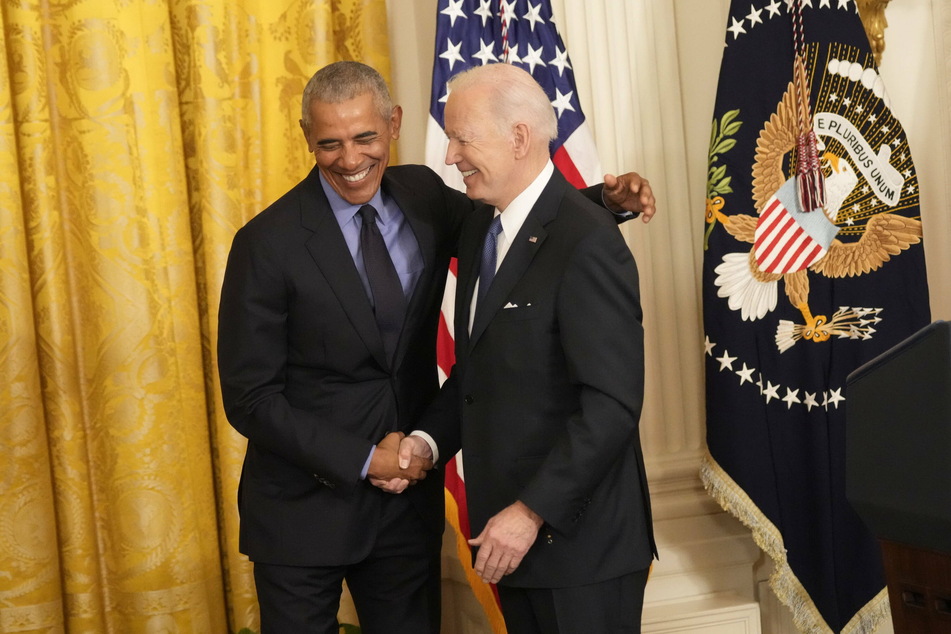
[462, 169, 477, 177]
[342, 167, 371, 182]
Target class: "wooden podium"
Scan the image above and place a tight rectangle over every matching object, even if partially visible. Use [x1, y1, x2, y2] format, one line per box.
[846, 321, 951, 633]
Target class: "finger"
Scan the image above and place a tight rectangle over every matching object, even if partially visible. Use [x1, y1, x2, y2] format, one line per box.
[641, 203, 656, 223]
[369, 477, 407, 493]
[398, 438, 415, 469]
[603, 172, 618, 190]
[386, 477, 406, 491]
[490, 552, 513, 583]
[472, 541, 491, 577]
[481, 551, 504, 583]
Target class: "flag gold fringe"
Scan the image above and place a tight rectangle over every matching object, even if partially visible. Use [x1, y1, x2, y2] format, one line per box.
[445, 489, 509, 634]
[700, 451, 891, 633]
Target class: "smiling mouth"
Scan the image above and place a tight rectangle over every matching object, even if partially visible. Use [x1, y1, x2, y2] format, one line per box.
[461, 169, 477, 178]
[342, 166, 372, 183]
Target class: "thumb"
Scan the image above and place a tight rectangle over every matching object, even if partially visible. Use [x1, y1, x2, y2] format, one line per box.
[468, 530, 485, 547]
[603, 172, 618, 191]
[398, 438, 413, 469]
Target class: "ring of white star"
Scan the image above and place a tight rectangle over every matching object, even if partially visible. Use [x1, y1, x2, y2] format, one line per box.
[704, 336, 846, 411]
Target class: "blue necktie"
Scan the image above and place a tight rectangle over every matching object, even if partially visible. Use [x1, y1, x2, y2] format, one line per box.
[359, 204, 405, 365]
[477, 215, 504, 306]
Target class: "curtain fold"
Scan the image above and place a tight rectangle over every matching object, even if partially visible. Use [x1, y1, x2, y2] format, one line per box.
[0, 1, 390, 631]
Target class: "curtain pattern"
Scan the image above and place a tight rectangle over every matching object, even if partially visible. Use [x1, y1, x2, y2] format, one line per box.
[0, 1, 390, 631]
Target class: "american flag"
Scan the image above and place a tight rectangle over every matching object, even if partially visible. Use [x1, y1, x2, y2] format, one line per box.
[425, 0, 601, 192]
[425, 1, 602, 630]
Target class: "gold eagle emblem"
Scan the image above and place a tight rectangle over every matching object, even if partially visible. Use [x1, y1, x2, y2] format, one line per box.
[708, 67, 922, 352]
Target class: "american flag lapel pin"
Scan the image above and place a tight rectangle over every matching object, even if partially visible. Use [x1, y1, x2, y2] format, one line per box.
[528, 236, 538, 243]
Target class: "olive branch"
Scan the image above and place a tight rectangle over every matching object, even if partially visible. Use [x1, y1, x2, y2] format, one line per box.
[705, 109, 742, 249]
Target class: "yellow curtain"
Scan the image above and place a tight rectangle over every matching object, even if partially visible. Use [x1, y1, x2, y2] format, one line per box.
[0, 1, 391, 631]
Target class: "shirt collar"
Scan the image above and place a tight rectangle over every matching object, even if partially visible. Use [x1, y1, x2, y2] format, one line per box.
[318, 169, 389, 227]
[496, 160, 554, 237]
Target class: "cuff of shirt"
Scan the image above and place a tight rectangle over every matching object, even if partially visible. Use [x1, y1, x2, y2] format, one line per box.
[360, 446, 375, 480]
[409, 430, 439, 464]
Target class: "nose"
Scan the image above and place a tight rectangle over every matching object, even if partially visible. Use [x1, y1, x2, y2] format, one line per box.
[445, 139, 460, 166]
[340, 143, 362, 170]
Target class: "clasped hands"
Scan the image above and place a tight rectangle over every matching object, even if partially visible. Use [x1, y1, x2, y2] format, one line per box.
[367, 432, 433, 494]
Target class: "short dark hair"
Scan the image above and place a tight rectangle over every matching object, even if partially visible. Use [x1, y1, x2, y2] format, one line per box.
[301, 61, 393, 130]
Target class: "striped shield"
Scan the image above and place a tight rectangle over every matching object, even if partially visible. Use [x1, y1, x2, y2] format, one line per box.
[754, 177, 838, 274]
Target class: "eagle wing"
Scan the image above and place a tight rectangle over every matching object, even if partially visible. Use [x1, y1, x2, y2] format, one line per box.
[722, 213, 758, 243]
[811, 214, 923, 278]
[752, 80, 798, 213]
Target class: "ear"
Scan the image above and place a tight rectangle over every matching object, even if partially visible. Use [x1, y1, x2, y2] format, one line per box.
[512, 122, 531, 159]
[390, 105, 403, 141]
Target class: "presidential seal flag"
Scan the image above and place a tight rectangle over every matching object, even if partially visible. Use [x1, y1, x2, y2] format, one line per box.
[701, 1, 930, 632]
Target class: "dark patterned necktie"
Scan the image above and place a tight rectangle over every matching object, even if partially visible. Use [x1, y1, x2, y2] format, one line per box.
[359, 204, 405, 364]
[477, 214, 504, 306]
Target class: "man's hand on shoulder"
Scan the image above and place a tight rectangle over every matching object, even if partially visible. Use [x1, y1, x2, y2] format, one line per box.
[603, 172, 656, 223]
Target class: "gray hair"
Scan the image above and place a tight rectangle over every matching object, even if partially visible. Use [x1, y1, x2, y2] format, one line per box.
[447, 63, 558, 143]
[301, 61, 393, 129]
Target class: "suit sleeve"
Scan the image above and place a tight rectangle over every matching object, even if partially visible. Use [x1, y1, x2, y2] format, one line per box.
[518, 224, 645, 532]
[217, 225, 372, 492]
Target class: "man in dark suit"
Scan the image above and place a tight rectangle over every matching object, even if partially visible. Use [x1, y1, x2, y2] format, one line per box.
[403, 62, 657, 633]
[217, 61, 655, 634]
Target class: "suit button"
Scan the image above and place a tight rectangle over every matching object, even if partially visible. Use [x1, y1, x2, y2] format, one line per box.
[464, 395, 474, 405]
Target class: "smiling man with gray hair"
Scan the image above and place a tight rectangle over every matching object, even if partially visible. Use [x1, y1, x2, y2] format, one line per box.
[403, 62, 657, 633]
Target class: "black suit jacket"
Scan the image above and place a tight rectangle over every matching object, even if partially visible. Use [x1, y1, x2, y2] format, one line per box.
[217, 164, 471, 565]
[420, 170, 656, 588]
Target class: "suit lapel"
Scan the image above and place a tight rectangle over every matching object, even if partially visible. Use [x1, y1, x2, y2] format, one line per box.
[468, 171, 566, 349]
[300, 168, 389, 370]
[456, 205, 496, 352]
[382, 171, 436, 370]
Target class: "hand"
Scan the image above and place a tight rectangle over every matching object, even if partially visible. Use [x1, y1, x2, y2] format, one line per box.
[468, 500, 544, 584]
[603, 172, 656, 223]
[368, 432, 432, 494]
[398, 434, 434, 469]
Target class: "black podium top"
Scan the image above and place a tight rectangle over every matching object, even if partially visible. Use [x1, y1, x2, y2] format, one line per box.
[846, 320, 951, 554]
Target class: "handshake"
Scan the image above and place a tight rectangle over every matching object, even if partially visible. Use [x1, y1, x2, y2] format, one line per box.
[366, 432, 434, 494]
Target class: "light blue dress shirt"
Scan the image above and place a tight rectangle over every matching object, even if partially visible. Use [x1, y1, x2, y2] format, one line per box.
[319, 171, 423, 305]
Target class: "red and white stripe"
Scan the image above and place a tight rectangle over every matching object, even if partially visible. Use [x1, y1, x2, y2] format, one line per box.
[754, 196, 828, 274]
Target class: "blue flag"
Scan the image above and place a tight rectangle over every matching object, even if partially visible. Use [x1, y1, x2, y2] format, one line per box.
[701, 1, 930, 631]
